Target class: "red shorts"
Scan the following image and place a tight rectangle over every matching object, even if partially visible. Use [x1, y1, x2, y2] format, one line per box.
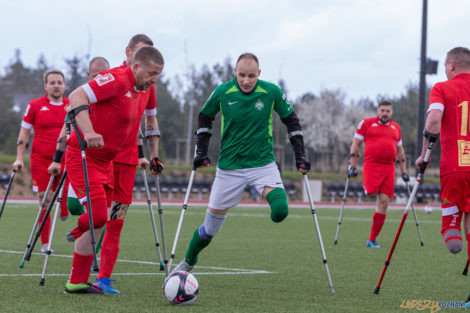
[112, 162, 137, 204]
[65, 147, 113, 205]
[440, 172, 470, 215]
[363, 162, 395, 198]
[30, 153, 64, 193]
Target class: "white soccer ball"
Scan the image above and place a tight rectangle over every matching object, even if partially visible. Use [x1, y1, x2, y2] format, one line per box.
[162, 271, 199, 305]
[424, 206, 433, 214]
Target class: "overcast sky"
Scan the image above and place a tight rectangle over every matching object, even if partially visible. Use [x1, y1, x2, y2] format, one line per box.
[1, 0, 469, 102]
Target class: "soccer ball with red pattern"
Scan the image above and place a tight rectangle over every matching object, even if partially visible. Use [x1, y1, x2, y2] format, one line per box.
[163, 271, 199, 305]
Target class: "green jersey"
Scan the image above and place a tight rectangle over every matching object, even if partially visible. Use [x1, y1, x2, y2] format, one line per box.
[201, 78, 293, 170]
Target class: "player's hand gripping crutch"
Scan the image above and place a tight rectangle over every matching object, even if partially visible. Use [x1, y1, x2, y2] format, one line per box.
[303, 173, 335, 293]
[141, 168, 165, 272]
[19, 175, 55, 268]
[334, 157, 356, 245]
[39, 172, 67, 286]
[24, 171, 67, 263]
[0, 170, 16, 220]
[406, 181, 424, 246]
[373, 133, 438, 295]
[68, 107, 100, 271]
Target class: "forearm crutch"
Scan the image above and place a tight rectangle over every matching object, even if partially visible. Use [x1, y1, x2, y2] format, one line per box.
[19, 175, 55, 268]
[68, 109, 99, 272]
[155, 174, 169, 276]
[0, 171, 16, 220]
[406, 182, 424, 246]
[141, 169, 165, 271]
[39, 175, 66, 286]
[23, 171, 66, 263]
[303, 173, 335, 293]
[374, 135, 438, 294]
[167, 169, 196, 275]
[334, 172, 350, 245]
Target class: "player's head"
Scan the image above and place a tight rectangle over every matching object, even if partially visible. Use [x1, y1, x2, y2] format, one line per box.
[131, 46, 164, 91]
[235, 53, 261, 94]
[87, 57, 110, 81]
[43, 70, 65, 102]
[377, 100, 393, 124]
[125, 34, 154, 66]
[445, 47, 470, 80]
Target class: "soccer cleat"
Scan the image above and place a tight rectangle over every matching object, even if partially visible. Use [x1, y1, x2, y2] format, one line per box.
[367, 240, 380, 248]
[41, 243, 53, 254]
[64, 282, 105, 294]
[94, 277, 120, 294]
[66, 231, 76, 242]
[170, 259, 194, 276]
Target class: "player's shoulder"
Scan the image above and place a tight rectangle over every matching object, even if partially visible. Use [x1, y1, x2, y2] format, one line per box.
[28, 95, 47, 107]
[92, 66, 128, 87]
[362, 116, 377, 125]
[390, 120, 401, 130]
[256, 79, 282, 94]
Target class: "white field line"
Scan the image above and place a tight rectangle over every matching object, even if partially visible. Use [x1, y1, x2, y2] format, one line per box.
[0, 250, 275, 277]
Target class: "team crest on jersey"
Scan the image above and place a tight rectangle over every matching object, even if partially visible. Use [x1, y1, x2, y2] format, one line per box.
[391, 125, 396, 129]
[40, 106, 50, 111]
[255, 99, 264, 110]
[78, 189, 84, 195]
[95, 73, 115, 86]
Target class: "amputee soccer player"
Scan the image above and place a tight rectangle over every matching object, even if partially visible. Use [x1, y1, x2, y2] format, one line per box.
[415, 47, 470, 257]
[12, 70, 69, 253]
[48, 57, 111, 219]
[63, 46, 164, 294]
[349, 101, 410, 248]
[172, 52, 310, 274]
[93, 34, 163, 294]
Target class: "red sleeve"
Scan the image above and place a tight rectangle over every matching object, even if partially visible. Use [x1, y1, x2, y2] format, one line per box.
[146, 85, 157, 110]
[355, 119, 368, 139]
[22, 102, 36, 127]
[83, 72, 121, 104]
[428, 83, 445, 112]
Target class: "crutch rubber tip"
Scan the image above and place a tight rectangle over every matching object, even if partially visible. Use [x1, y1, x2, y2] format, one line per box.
[39, 279, 45, 286]
[329, 288, 335, 293]
[334, 240, 338, 245]
[420, 242, 424, 247]
[19, 262, 24, 268]
[373, 286, 380, 294]
[92, 264, 100, 272]
[462, 268, 468, 276]
[160, 263, 165, 271]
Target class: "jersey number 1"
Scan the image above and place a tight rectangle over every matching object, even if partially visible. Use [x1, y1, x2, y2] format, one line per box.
[459, 101, 469, 136]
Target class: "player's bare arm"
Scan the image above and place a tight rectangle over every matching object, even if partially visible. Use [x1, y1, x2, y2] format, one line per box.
[349, 138, 363, 168]
[396, 146, 406, 175]
[415, 109, 443, 167]
[48, 124, 68, 175]
[13, 127, 31, 171]
[68, 87, 103, 148]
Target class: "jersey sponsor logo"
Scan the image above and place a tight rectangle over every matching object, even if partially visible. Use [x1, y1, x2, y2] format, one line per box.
[371, 123, 378, 127]
[95, 73, 115, 86]
[228, 101, 238, 105]
[255, 99, 264, 110]
[125, 91, 132, 98]
[40, 106, 50, 111]
[24, 104, 31, 117]
[458, 140, 470, 166]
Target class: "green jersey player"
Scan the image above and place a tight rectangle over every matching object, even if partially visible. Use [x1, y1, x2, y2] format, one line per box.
[172, 53, 310, 273]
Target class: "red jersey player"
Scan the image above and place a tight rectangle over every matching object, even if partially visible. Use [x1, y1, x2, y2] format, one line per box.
[350, 100, 409, 248]
[12, 70, 68, 253]
[63, 46, 164, 294]
[416, 47, 470, 259]
[94, 34, 163, 294]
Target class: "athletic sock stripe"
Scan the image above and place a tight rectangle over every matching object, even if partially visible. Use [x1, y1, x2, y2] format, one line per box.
[445, 236, 463, 243]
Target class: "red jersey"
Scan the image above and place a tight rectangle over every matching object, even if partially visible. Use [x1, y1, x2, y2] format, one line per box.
[67, 66, 140, 161]
[21, 94, 69, 158]
[113, 62, 157, 165]
[428, 73, 470, 176]
[354, 117, 402, 164]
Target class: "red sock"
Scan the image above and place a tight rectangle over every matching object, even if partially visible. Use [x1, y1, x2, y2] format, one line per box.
[38, 209, 51, 245]
[69, 252, 93, 284]
[369, 212, 386, 241]
[98, 219, 124, 279]
[71, 198, 108, 240]
[60, 183, 69, 218]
